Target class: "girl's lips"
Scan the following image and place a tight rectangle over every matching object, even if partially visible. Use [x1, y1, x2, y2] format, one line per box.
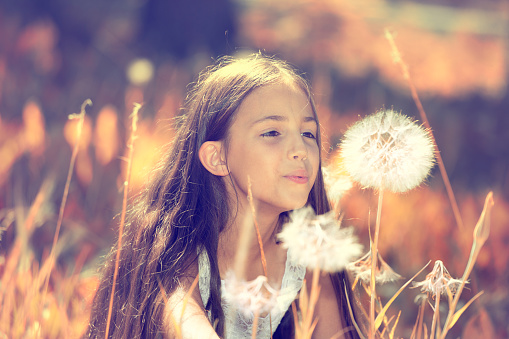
[284, 169, 309, 184]
[285, 176, 309, 184]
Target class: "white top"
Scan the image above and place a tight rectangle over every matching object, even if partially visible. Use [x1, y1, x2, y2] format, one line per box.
[198, 249, 306, 338]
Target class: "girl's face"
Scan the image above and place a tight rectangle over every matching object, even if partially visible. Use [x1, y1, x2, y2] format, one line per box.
[224, 82, 320, 215]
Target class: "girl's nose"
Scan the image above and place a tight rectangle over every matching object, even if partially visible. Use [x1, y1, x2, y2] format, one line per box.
[293, 152, 307, 160]
[288, 136, 308, 160]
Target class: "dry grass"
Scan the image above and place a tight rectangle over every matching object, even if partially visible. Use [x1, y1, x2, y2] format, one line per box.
[0, 102, 505, 338]
[0, 91, 506, 338]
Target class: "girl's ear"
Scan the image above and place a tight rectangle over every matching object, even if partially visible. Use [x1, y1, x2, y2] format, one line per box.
[199, 141, 229, 177]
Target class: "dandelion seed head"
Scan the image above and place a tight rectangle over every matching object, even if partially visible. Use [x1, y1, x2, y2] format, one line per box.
[222, 272, 279, 317]
[412, 260, 464, 297]
[340, 109, 435, 193]
[347, 250, 401, 286]
[277, 207, 363, 272]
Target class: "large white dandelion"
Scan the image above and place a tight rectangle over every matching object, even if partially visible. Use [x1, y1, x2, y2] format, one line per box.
[277, 207, 363, 272]
[339, 109, 435, 193]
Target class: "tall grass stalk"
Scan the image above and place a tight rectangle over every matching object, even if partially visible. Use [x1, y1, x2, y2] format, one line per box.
[305, 267, 321, 338]
[233, 211, 254, 280]
[344, 285, 366, 339]
[251, 311, 260, 339]
[158, 273, 199, 339]
[247, 176, 268, 277]
[246, 176, 272, 337]
[104, 103, 141, 339]
[410, 299, 426, 339]
[293, 268, 321, 339]
[384, 29, 463, 231]
[374, 262, 430, 333]
[439, 191, 493, 339]
[42, 99, 92, 306]
[0, 177, 52, 320]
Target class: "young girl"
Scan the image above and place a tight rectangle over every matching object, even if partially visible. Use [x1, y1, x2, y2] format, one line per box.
[87, 54, 359, 338]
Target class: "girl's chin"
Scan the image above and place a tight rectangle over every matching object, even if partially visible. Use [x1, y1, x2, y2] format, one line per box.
[281, 200, 309, 213]
[251, 195, 310, 215]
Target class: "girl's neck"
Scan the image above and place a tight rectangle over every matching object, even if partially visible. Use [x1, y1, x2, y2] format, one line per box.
[217, 202, 283, 280]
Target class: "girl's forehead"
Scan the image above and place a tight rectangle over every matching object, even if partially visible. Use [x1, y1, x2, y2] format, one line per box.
[239, 82, 313, 116]
[227, 87, 314, 135]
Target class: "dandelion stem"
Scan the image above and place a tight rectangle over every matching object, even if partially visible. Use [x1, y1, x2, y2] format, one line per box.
[430, 293, 441, 339]
[105, 103, 140, 339]
[370, 188, 384, 339]
[384, 29, 464, 230]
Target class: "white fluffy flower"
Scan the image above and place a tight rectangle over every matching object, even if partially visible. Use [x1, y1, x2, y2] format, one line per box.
[413, 260, 464, 297]
[339, 109, 435, 193]
[322, 165, 353, 202]
[277, 207, 363, 272]
[347, 250, 401, 287]
[222, 272, 279, 317]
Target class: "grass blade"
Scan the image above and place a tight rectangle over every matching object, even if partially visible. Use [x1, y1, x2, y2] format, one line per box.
[374, 261, 430, 331]
[105, 103, 141, 338]
[448, 291, 484, 330]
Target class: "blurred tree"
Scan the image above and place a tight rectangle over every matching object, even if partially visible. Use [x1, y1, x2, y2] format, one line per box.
[138, 0, 237, 60]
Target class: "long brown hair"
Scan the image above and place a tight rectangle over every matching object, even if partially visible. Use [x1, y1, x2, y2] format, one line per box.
[86, 54, 359, 338]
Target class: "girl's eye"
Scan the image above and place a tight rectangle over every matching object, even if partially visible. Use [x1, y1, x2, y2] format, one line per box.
[261, 130, 280, 137]
[302, 132, 316, 139]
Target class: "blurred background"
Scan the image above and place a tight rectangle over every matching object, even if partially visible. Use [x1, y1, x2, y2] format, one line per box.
[0, 0, 507, 337]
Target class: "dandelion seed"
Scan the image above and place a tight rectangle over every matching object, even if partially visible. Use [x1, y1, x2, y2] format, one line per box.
[222, 271, 279, 318]
[413, 260, 464, 297]
[339, 109, 435, 193]
[322, 164, 353, 202]
[277, 207, 363, 272]
[347, 250, 401, 287]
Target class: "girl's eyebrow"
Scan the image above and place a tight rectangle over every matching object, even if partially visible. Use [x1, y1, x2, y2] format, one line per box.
[252, 115, 317, 125]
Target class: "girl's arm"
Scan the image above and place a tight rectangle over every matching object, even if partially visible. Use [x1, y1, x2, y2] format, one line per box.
[305, 270, 345, 339]
[164, 274, 220, 339]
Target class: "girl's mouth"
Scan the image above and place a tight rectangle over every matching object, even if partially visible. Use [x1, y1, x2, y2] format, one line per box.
[285, 175, 309, 184]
